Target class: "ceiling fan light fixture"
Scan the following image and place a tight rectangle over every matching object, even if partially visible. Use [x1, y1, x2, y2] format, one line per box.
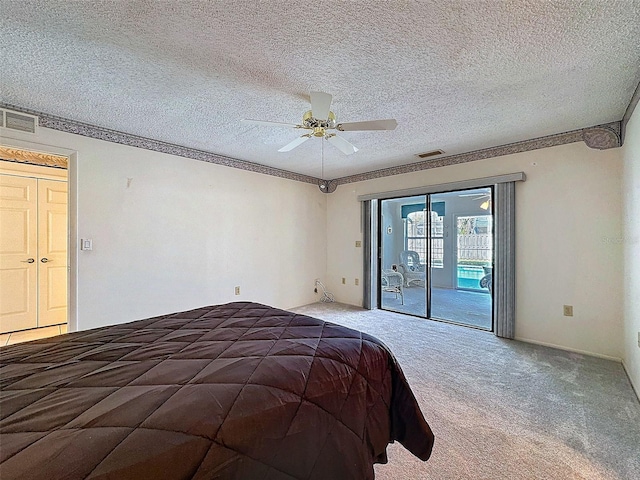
[242, 92, 397, 154]
[303, 110, 336, 129]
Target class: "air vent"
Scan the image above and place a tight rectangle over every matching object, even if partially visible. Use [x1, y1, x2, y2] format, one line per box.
[416, 149, 444, 159]
[1, 109, 38, 134]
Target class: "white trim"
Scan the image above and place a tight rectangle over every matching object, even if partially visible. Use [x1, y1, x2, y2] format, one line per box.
[514, 336, 622, 363]
[357, 172, 526, 201]
[67, 152, 78, 333]
[0, 160, 67, 180]
[0, 135, 77, 158]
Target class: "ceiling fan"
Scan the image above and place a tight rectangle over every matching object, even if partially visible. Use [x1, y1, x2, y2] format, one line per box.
[459, 192, 492, 210]
[458, 192, 490, 199]
[241, 92, 397, 155]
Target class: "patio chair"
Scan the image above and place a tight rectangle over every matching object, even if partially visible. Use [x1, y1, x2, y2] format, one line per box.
[479, 266, 492, 294]
[398, 250, 426, 287]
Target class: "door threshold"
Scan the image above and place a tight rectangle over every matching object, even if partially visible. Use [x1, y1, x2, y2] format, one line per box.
[428, 316, 493, 332]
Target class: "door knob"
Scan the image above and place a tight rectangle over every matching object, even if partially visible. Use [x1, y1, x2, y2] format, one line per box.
[40, 258, 50, 263]
[22, 258, 35, 263]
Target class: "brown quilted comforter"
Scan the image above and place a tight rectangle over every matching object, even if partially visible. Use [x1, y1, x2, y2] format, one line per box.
[0, 302, 433, 479]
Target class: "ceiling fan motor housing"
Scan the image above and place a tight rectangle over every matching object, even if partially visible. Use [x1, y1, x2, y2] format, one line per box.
[303, 110, 336, 130]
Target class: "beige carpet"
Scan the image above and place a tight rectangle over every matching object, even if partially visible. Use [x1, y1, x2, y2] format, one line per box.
[291, 302, 640, 480]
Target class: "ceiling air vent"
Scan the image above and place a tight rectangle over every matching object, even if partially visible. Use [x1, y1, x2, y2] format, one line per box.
[1, 109, 38, 134]
[416, 149, 444, 159]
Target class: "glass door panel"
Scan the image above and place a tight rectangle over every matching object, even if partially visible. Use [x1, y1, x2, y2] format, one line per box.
[379, 196, 426, 317]
[378, 188, 493, 331]
[430, 188, 493, 329]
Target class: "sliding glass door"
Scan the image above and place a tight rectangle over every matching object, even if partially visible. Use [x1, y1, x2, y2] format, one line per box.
[380, 195, 427, 316]
[379, 188, 493, 330]
[429, 188, 493, 328]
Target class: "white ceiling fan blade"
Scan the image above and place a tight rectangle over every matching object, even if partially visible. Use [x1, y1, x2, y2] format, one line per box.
[327, 134, 359, 155]
[337, 119, 398, 131]
[278, 135, 312, 152]
[310, 91, 333, 121]
[241, 119, 300, 128]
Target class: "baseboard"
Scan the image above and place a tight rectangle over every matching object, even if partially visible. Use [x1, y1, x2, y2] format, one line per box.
[621, 360, 640, 403]
[514, 336, 622, 363]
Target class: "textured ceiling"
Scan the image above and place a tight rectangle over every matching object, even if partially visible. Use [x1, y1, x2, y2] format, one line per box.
[1, 1, 639, 179]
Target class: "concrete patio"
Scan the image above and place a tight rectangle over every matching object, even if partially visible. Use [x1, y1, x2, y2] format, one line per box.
[381, 285, 492, 330]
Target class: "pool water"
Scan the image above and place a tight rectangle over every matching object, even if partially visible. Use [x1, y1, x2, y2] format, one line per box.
[457, 266, 488, 290]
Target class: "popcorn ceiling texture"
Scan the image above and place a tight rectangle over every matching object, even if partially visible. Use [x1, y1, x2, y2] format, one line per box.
[1, 1, 639, 180]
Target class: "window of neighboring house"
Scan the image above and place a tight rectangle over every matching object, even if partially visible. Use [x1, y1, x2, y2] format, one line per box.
[405, 210, 444, 268]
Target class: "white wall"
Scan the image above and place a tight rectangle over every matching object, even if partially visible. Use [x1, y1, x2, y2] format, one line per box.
[1, 123, 629, 364]
[621, 105, 640, 395]
[1, 127, 327, 331]
[327, 142, 624, 360]
[380, 199, 404, 270]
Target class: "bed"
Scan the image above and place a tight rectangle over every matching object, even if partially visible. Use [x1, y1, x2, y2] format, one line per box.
[0, 302, 434, 479]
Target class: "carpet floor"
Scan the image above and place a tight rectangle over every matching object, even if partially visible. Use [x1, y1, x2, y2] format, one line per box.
[291, 302, 640, 480]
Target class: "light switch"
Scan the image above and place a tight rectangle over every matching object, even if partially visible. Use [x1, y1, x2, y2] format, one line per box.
[81, 239, 93, 251]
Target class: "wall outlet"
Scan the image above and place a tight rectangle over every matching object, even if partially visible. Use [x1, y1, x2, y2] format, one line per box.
[234, 286, 240, 295]
[563, 305, 573, 317]
[355, 240, 362, 247]
[342, 277, 346, 284]
[355, 278, 359, 286]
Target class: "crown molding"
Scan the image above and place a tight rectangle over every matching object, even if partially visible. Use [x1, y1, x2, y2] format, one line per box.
[581, 125, 621, 150]
[332, 122, 621, 186]
[1, 103, 621, 192]
[0, 103, 320, 186]
[621, 80, 640, 143]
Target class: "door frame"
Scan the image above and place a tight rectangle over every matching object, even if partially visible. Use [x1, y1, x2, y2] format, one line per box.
[361, 172, 524, 338]
[0, 137, 78, 332]
[374, 187, 496, 329]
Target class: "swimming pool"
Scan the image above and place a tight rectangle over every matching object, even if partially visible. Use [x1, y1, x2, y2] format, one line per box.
[457, 265, 489, 290]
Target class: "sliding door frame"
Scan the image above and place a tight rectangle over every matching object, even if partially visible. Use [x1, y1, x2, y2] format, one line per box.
[361, 172, 525, 338]
[425, 194, 433, 320]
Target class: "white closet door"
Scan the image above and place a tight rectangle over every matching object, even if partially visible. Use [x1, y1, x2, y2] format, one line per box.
[37, 179, 68, 327]
[0, 174, 38, 333]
